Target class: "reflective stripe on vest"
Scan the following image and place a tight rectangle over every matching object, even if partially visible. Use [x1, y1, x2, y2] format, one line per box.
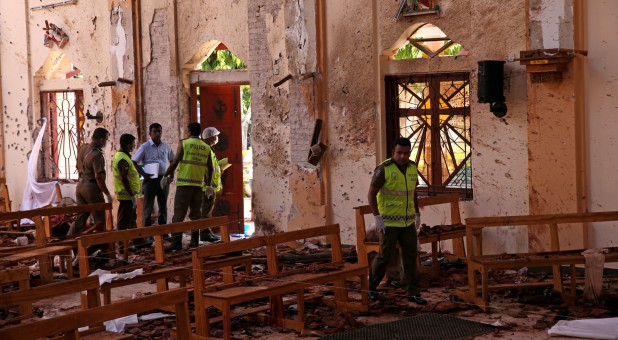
[113, 152, 141, 200]
[177, 138, 210, 187]
[376, 159, 418, 227]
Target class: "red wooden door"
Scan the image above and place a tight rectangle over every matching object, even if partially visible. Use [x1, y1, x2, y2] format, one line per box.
[191, 84, 244, 232]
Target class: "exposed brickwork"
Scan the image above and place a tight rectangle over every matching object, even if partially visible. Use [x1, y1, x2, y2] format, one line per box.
[143, 8, 182, 217]
[144, 8, 181, 146]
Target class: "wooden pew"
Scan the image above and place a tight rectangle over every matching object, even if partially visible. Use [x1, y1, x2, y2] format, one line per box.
[193, 224, 369, 339]
[1, 245, 74, 279]
[0, 286, 192, 340]
[0, 267, 32, 317]
[455, 211, 618, 311]
[77, 216, 229, 306]
[0, 203, 113, 281]
[354, 193, 466, 277]
[0, 202, 114, 246]
[0, 177, 11, 214]
[0, 182, 62, 230]
[0, 276, 101, 333]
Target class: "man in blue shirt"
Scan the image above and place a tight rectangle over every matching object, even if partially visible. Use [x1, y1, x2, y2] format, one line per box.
[132, 123, 175, 232]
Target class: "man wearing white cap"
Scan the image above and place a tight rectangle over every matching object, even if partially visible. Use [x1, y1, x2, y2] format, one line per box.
[200, 127, 223, 242]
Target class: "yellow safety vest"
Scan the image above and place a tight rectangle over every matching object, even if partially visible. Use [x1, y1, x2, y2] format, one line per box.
[113, 152, 141, 200]
[209, 151, 222, 192]
[376, 159, 418, 227]
[177, 137, 211, 187]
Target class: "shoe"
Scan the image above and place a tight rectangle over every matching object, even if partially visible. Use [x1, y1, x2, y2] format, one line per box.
[407, 295, 427, 305]
[200, 234, 221, 243]
[134, 243, 152, 250]
[165, 244, 182, 252]
[369, 291, 379, 300]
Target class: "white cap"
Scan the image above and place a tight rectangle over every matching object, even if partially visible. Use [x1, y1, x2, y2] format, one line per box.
[202, 127, 220, 139]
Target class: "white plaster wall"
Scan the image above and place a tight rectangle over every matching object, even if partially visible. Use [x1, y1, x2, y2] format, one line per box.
[586, 0, 618, 250]
[324, 0, 377, 244]
[0, 1, 32, 209]
[1, 0, 127, 208]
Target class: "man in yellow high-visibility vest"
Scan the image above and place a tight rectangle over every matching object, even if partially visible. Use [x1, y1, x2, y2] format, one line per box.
[113, 134, 147, 251]
[161, 122, 213, 251]
[199, 126, 223, 242]
[367, 137, 426, 305]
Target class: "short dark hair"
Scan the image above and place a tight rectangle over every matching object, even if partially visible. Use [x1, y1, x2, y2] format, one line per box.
[188, 122, 201, 136]
[120, 134, 136, 149]
[92, 127, 109, 140]
[392, 137, 412, 149]
[149, 123, 162, 133]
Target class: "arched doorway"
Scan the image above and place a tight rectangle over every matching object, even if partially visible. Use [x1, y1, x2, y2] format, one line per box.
[188, 42, 251, 234]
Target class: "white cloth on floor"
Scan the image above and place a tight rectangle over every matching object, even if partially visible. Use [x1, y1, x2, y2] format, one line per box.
[20, 118, 59, 220]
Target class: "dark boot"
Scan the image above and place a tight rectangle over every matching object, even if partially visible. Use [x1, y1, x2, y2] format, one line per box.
[165, 232, 182, 252]
[200, 228, 221, 242]
[189, 231, 199, 248]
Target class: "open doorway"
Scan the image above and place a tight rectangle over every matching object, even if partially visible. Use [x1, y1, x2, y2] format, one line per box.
[189, 44, 252, 235]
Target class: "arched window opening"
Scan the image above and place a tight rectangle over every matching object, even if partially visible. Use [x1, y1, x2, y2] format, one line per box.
[393, 23, 465, 59]
[196, 43, 247, 71]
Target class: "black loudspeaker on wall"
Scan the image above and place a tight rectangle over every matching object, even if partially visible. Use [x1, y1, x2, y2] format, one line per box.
[477, 60, 505, 103]
[478, 60, 507, 117]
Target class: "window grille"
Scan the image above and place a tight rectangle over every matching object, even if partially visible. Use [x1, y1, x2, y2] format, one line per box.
[40, 90, 85, 180]
[385, 73, 472, 199]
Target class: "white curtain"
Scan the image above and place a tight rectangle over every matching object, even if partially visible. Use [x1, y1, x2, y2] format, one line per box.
[20, 118, 59, 212]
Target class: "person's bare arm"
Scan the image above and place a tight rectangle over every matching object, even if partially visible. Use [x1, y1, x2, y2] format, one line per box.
[368, 185, 380, 216]
[163, 143, 183, 178]
[204, 150, 213, 186]
[367, 166, 385, 216]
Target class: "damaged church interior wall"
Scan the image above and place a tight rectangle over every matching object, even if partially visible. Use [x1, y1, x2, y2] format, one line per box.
[377, 0, 530, 254]
[0, 0, 133, 206]
[0, 0, 617, 259]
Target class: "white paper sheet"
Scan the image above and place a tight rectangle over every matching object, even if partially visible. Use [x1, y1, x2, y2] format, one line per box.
[104, 314, 138, 332]
[89, 268, 144, 286]
[548, 318, 618, 339]
[140, 312, 172, 321]
[143, 163, 159, 176]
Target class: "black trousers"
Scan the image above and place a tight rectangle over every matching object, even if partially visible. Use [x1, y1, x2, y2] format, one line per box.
[142, 176, 169, 227]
